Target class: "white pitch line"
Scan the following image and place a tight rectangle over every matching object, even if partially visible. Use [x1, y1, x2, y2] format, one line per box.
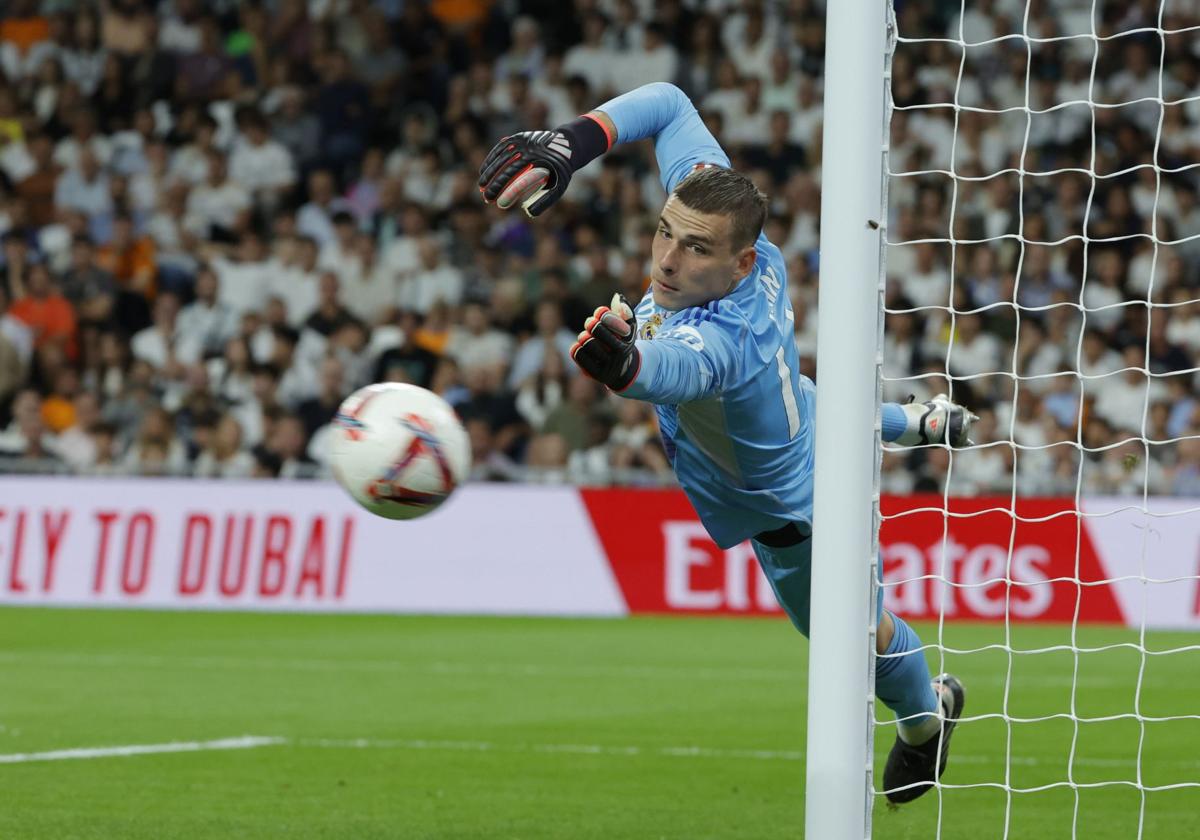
[0, 736, 284, 765]
[2, 735, 1197, 774]
[298, 737, 1200, 771]
[299, 737, 808, 762]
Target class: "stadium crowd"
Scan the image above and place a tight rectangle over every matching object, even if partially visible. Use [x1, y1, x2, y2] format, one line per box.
[0, 0, 1197, 497]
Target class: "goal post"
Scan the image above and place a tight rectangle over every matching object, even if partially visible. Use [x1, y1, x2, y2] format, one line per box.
[805, 0, 1200, 836]
[806, 0, 892, 837]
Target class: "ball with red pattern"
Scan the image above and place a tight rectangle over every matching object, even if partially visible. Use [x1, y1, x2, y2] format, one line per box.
[331, 383, 471, 520]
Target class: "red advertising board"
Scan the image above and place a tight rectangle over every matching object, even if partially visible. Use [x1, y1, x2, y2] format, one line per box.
[1, 479, 1196, 628]
[879, 496, 1124, 623]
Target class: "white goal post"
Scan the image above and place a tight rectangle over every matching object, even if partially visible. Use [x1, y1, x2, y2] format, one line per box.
[806, 0, 891, 837]
[808, 0, 1200, 838]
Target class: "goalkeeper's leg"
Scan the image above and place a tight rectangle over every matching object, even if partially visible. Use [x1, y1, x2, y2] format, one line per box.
[751, 529, 964, 803]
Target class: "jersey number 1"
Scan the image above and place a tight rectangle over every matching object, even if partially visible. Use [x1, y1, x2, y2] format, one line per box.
[775, 347, 801, 439]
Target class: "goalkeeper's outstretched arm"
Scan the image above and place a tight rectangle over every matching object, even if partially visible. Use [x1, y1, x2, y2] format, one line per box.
[478, 83, 728, 217]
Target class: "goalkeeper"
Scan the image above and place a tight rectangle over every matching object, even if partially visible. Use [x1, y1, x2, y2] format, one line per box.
[478, 82, 977, 805]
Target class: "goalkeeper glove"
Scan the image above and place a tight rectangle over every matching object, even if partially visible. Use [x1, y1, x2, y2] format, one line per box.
[896, 394, 979, 447]
[570, 293, 640, 392]
[477, 115, 611, 217]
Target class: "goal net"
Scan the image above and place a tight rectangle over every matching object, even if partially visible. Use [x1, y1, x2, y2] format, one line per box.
[877, 0, 1200, 835]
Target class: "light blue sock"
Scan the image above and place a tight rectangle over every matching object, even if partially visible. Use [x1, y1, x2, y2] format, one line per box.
[875, 611, 939, 731]
[881, 402, 907, 442]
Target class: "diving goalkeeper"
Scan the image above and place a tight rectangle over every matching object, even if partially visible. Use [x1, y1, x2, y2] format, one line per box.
[477, 82, 977, 805]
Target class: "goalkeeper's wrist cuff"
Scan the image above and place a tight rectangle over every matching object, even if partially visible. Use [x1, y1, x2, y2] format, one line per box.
[558, 114, 611, 172]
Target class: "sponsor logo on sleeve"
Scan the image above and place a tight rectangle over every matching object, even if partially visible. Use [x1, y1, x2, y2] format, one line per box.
[660, 325, 705, 352]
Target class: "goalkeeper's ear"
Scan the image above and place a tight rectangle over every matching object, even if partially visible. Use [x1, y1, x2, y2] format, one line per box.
[730, 242, 758, 284]
[737, 244, 757, 272]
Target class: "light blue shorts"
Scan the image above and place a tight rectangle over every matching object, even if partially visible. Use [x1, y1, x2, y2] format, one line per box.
[751, 533, 884, 637]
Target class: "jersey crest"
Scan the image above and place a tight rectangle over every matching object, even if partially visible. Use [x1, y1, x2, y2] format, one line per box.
[640, 312, 664, 339]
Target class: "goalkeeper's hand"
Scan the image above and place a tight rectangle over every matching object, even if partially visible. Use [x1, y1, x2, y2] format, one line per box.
[570, 293, 640, 392]
[478, 115, 611, 218]
[477, 130, 573, 217]
[897, 394, 979, 447]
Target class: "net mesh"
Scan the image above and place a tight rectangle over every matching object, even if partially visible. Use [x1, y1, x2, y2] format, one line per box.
[875, 0, 1200, 834]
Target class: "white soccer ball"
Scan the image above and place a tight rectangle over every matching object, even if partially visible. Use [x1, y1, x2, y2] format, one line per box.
[330, 383, 471, 520]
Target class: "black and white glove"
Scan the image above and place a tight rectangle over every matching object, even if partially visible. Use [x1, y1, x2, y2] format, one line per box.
[477, 116, 610, 217]
[896, 394, 979, 447]
[570, 293, 640, 392]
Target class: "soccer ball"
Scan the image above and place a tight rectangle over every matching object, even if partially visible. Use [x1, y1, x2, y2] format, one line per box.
[330, 383, 471, 520]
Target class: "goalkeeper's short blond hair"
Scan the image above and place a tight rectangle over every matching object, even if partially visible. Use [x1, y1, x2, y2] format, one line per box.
[673, 166, 768, 252]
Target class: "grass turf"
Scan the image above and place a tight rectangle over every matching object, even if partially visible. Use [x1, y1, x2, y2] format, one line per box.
[0, 608, 1197, 839]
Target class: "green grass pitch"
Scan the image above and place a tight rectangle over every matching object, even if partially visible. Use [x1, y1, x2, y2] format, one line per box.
[1, 608, 1197, 839]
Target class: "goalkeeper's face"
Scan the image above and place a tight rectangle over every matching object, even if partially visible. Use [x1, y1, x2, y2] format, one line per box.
[651, 195, 758, 310]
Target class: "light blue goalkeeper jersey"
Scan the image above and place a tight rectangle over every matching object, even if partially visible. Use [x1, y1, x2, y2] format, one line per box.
[600, 83, 816, 549]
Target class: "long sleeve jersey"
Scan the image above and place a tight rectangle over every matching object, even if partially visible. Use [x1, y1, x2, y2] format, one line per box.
[599, 83, 816, 549]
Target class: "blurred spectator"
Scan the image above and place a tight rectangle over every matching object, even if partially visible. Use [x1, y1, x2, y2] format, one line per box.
[0, 286, 29, 403]
[269, 412, 316, 478]
[746, 110, 806, 187]
[121, 405, 187, 475]
[194, 413, 254, 478]
[185, 150, 251, 241]
[54, 146, 113, 242]
[131, 291, 200, 373]
[312, 50, 368, 180]
[0, 387, 57, 461]
[96, 213, 156, 299]
[178, 264, 237, 355]
[1091, 345, 1167, 435]
[466, 415, 520, 482]
[317, 211, 357, 272]
[229, 107, 296, 209]
[206, 335, 254, 407]
[608, 399, 670, 476]
[296, 168, 344, 247]
[448, 300, 514, 373]
[210, 231, 271, 317]
[515, 349, 567, 432]
[169, 112, 218, 185]
[18, 133, 62, 228]
[56, 388, 101, 470]
[338, 231, 397, 325]
[525, 431, 570, 482]
[507, 300, 574, 390]
[947, 313, 1004, 379]
[274, 236, 321, 327]
[304, 272, 356, 337]
[564, 13, 612, 97]
[398, 235, 464, 315]
[609, 21, 677, 96]
[495, 17, 544, 83]
[61, 235, 116, 324]
[458, 363, 525, 454]
[271, 87, 321, 173]
[10, 262, 77, 361]
[1173, 438, 1200, 495]
[539, 373, 596, 452]
[175, 17, 232, 103]
[297, 356, 345, 440]
[0, 282, 34, 369]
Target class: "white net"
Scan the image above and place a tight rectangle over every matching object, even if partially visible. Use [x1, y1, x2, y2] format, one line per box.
[876, 0, 1200, 835]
